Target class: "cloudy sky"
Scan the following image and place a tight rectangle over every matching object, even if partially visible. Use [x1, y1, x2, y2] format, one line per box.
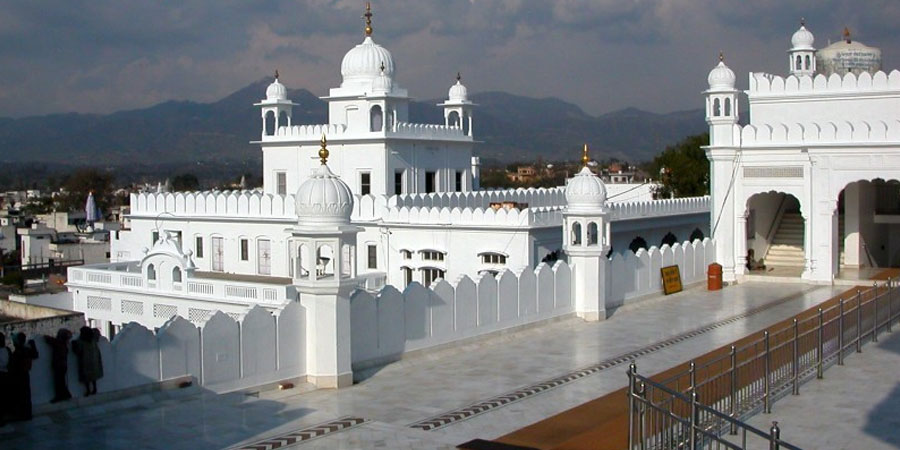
[1, 0, 898, 118]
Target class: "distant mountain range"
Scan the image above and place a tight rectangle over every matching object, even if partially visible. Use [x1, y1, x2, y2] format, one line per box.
[0, 80, 707, 166]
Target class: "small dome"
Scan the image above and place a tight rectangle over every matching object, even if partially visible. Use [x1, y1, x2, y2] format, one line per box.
[266, 74, 287, 101]
[341, 37, 395, 86]
[295, 163, 354, 225]
[448, 76, 468, 102]
[791, 24, 815, 50]
[566, 167, 607, 212]
[707, 59, 736, 90]
[371, 64, 393, 94]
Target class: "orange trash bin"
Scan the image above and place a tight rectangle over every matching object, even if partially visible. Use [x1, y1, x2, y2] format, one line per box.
[708, 263, 723, 291]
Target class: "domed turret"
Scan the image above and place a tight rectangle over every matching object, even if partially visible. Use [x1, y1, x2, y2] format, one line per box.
[566, 145, 607, 212]
[448, 73, 468, 103]
[340, 4, 395, 89]
[791, 23, 815, 50]
[707, 55, 736, 91]
[295, 136, 354, 225]
[371, 63, 393, 94]
[266, 71, 287, 101]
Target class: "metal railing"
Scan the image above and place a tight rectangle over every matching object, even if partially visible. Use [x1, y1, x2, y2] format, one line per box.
[627, 278, 899, 449]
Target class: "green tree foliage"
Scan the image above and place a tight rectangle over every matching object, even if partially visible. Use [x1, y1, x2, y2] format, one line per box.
[171, 173, 200, 191]
[57, 168, 115, 213]
[650, 133, 709, 198]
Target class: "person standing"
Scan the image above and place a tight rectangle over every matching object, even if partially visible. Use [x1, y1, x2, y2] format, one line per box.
[43, 329, 73, 403]
[8, 333, 39, 421]
[0, 332, 11, 424]
[73, 326, 103, 396]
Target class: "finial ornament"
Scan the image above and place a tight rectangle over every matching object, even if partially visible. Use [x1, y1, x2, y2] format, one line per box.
[275, 69, 279, 80]
[843, 26, 851, 43]
[719, 52, 724, 62]
[581, 144, 590, 167]
[319, 134, 329, 165]
[800, 17, 805, 27]
[456, 72, 461, 82]
[380, 61, 385, 73]
[364, 2, 373, 36]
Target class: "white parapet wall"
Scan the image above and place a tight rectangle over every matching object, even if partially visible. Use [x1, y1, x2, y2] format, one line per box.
[23, 302, 306, 408]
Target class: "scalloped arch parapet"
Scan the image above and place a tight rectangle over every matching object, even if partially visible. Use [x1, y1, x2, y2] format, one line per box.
[749, 70, 900, 96]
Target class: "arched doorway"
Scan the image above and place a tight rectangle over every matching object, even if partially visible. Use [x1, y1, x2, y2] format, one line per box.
[745, 192, 806, 275]
[838, 179, 900, 271]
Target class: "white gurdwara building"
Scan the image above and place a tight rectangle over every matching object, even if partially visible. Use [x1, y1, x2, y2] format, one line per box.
[706, 22, 900, 282]
[66, 6, 710, 388]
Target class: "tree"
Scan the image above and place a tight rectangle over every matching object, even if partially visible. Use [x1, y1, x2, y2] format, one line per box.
[649, 133, 709, 198]
[171, 173, 200, 191]
[57, 168, 115, 213]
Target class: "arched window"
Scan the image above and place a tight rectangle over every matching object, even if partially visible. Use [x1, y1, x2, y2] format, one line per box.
[172, 267, 182, 283]
[587, 222, 599, 245]
[386, 108, 395, 130]
[316, 244, 334, 277]
[278, 111, 289, 129]
[370, 105, 383, 132]
[265, 111, 276, 136]
[805, 55, 811, 70]
[297, 243, 309, 278]
[796, 55, 802, 70]
[724, 98, 731, 116]
[689, 228, 705, 243]
[571, 222, 582, 245]
[629, 237, 648, 254]
[462, 113, 470, 136]
[712, 98, 721, 117]
[147, 264, 157, 281]
[661, 232, 678, 247]
[448, 111, 460, 127]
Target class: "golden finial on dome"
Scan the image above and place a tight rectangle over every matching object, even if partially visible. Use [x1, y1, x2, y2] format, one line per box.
[319, 134, 329, 165]
[843, 26, 851, 43]
[274, 69, 279, 80]
[364, 2, 373, 36]
[456, 72, 461, 82]
[800, 17, 805, 27]
[581, 144, 590, 167]
[719, 52, 724, 62]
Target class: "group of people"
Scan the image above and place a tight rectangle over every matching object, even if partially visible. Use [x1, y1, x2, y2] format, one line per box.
[0, 326, 103, 424]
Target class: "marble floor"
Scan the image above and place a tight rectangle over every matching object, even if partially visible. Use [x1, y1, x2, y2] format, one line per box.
[0, 282, 847, 449]
[744, 326, 900, 450]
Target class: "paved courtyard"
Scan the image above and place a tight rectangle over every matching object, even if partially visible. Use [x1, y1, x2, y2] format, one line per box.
[744, 324, 900, 450]
[0, 282, 848, 449]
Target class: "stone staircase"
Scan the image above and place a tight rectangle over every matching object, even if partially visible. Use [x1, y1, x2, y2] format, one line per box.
[764, 212, 805, 267]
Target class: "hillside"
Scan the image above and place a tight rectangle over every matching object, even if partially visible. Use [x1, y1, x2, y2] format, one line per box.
[0, 80, 706, 166]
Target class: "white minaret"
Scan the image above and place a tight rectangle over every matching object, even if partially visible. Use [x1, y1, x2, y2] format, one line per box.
[704, 54, 740, 281]
[438, 73, 475, 137]
[564, 145, 611, 321]
[291, 136, 361, 388]
[788, 19, 816, 77]
[704, 53, 739, 147]
[254, 71, 295, 137]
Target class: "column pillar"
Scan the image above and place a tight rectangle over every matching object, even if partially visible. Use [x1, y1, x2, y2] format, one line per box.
[804, 200, 837, 282]
[844, 182, 861, 267]
[571, 253, 610, 321]
[734, 212, 748, 277]
[300, 291, 353, 388]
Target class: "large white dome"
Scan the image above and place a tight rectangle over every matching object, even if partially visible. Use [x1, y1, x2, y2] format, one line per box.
[566, 167, 607, 212]
[707, 59, 736, 90]
[791, 24, 815, 50]
[295, 164, 354, 225]
[341, 36, 395, 86]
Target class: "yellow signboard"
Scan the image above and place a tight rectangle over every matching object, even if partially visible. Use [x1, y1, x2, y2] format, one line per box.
[661, 265, 683, 295]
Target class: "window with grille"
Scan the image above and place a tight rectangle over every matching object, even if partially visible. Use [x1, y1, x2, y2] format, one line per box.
[455, 171, 463, 191]
[276, 172, 287, 195]
[395, 171, 404, 195]
[401, 249, 412, 259]
[240, 238, 249, 261]
[360, 172, 371, 195]
[403, 267, 413, 287]
[425, 171, 437, 193]
[195, 236, 204, 258]
[367, 244, 377, 269]
[258, 239, 271, 275]
[420, 250, 445, 261]
[420, 268, 445, 286]
[480, 253, 506, 264]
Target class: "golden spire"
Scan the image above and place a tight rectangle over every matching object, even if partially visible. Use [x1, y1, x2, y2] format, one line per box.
[319, 134, 329, 165]
[275, 69, 279, 80]
[843, 26, 851, 43]
[800, 17, 805, 27]
[719, 52, 724, 62]
[581, 144, 590, 167]
[456, 72, 462, 82]
[364, 2, 373, 36]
